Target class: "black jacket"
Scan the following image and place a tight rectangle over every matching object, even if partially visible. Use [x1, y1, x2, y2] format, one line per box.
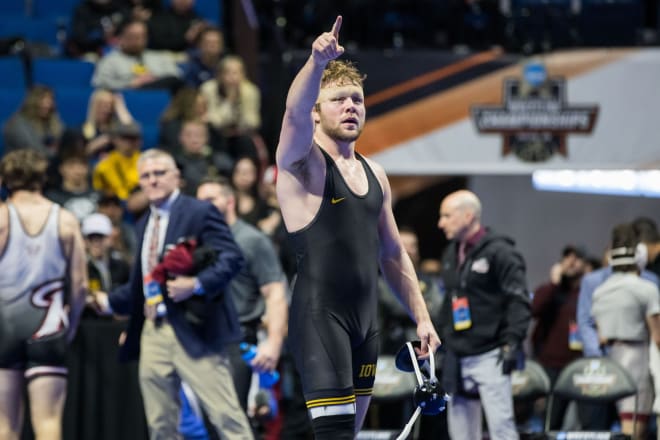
[438, 229, 530, 356]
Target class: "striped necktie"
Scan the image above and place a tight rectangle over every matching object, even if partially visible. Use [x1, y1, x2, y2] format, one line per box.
[147, 213, 160, 273]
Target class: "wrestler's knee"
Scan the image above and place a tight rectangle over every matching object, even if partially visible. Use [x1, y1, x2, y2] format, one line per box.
[32, 416, 63, 440]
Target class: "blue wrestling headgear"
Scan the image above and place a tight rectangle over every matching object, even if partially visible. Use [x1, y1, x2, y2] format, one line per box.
[394, 341, 449, 440]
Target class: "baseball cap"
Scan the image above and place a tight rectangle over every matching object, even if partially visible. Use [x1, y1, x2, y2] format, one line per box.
[112, 121, 142, 137]
[81, 213, 113, 237]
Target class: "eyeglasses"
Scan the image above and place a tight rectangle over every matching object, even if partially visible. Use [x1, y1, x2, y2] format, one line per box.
[139, 169, 171, 180]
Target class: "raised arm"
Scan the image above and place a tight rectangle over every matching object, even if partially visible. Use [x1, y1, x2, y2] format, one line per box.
[275, 16, 344, 170]
[372, 161, 440, 355]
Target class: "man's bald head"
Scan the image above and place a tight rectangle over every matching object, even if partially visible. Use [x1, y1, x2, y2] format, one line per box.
[438, 190, 482, 241]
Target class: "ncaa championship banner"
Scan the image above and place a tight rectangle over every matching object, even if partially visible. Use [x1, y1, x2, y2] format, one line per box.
[354, 48, 660, 175]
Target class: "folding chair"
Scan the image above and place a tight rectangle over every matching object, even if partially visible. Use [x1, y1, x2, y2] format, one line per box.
[512, 359, 552, 402]
[512, 360, 552, 439]
[545, 357, 638, 439]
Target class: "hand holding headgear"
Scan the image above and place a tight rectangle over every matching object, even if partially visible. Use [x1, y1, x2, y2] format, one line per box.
[394, 340, 448, 440]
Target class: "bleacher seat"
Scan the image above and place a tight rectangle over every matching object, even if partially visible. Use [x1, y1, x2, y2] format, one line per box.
[0, 89, 25, 122]
[55, 87, 93, 127]
[163, 0, 222, 25]
[0, 56, 28, 89]
[0, 0, 26, 16]
[123, 90, 171, 126]
[33, 58, 95, 89]
[0, 16, 67, 54]
[0, 15, 32, 40]
[32, 0, 79, 18]
[194, 0, 222, 25]
[141, 124, 160, 150]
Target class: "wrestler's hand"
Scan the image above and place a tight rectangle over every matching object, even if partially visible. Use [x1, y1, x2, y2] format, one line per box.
[415, 320, 441, 359]
[311, 15, 345, 66]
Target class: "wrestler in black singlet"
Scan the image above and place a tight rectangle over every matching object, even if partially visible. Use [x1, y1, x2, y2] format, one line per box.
[287, 147, 383, 410]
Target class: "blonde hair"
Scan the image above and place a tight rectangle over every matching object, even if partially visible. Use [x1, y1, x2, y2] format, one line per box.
[218, 55, 246, 78]
[82, 89, 116, 140]
[18, 85, 63, 138]
[321, 60, 365, 89]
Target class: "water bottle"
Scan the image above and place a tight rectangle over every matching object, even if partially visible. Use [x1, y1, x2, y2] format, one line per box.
[239, 342, 280, 388]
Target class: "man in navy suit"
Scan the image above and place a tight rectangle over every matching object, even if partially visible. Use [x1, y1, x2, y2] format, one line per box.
[94, 149, 253, 439]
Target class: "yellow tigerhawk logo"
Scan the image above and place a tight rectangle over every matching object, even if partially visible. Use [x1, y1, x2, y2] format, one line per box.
[331, 197, 346, 204]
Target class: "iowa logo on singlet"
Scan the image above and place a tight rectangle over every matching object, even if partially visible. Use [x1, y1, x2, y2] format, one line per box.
[30, 278, 68, 339]
[358, 363, 377, 378]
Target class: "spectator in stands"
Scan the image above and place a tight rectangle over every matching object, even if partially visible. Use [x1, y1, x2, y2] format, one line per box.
[45, 154, 101, 222]
[633, 216, 660, 278]
[78, 89, 134, 160]
[182, 27, 225, 87]
[147, 0, 207, 52]
[175, 120, 233, 194]
[96, 194, 137, 264]
[3, 85, 64, 160]
[91, 20, 182, 91]
[531, 244, 589, 429]
[118, 0, 161, 21]
[81, 212, 130, 315]
[200, 55, 261, 160]
[591, 223, 660, 439]
[158, 87, 224, 155]
[66, 0, 125, 59]
[231, 156, 281, 236]
[92, 121, 141, 200]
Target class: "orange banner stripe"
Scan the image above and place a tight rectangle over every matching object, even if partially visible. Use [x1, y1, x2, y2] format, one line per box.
[365, 48, 504, 108]
[358, 49, 633, 157]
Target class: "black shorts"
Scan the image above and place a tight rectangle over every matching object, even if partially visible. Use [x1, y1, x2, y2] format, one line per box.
[0, 300, 68, 379]
[288, 308, 379, 409]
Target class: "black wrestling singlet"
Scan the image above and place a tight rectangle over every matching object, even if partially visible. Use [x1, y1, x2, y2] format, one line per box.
[287, 148, 384, 406]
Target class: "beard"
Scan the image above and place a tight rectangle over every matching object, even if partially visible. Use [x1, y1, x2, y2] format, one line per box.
[321, 121, 363, 143]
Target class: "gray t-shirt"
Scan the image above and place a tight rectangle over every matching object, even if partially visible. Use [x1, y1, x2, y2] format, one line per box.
[591, 272, 660, 342]
[229, 219, 284, 324]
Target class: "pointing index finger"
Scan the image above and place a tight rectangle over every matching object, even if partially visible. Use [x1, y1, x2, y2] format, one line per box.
[331, 15, 342, 39]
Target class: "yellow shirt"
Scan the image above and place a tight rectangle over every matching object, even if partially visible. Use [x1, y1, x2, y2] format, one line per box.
[92, 150, 140, 200]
